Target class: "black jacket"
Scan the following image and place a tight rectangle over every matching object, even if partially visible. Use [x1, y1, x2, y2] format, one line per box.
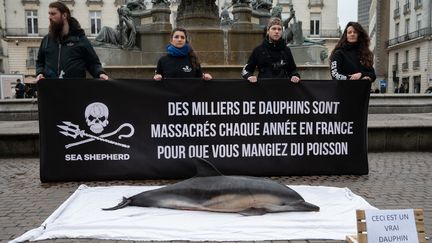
[156, 55, 203, 79]
[330, 43, 376, 81]
[36, 18, 105, 79]
[242, 38, 300, 80]
[15, 82, 25, 98]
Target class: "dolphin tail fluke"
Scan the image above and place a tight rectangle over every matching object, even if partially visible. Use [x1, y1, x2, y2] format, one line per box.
[102, 197, 131, 211]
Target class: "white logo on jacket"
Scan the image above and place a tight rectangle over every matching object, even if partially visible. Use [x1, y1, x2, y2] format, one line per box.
[330, 61, 347, 80]
[182, 65, 192, 72]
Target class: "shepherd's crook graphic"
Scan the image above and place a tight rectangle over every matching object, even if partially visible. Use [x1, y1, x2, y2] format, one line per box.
[58, 122, 135, 149]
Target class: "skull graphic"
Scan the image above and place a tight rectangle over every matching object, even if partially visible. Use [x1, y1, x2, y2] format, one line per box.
[85, 102, 109, 134]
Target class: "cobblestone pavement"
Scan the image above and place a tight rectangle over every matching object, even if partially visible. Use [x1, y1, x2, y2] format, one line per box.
[0, 152, 431, 243]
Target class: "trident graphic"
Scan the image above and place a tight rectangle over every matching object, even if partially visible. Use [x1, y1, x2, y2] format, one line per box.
[58, 121, 135, 149]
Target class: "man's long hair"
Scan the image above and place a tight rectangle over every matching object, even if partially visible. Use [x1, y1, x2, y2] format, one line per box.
[48, 1, 82, 39]
[330, 22, 374, 68]
[49, 1, 71, 19]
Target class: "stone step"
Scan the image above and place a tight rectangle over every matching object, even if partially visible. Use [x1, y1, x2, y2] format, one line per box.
[367, 113, 432, 152]
[1, 113, 432, 157]
[0, 99, 39, 121]
[0, 121, 39, 157]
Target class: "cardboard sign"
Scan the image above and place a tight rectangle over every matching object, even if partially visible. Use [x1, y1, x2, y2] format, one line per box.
[365, 209, 419, 243]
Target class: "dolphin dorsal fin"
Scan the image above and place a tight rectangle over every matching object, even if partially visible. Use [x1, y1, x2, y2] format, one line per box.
[193, 158, 223, 177]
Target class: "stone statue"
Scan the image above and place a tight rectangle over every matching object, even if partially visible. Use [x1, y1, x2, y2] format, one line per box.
[288, 20, 324, 46]
[126, 0, 146, 10]
[95, 6, 137, 49]
[320, 49, 328, 61]
[291, 20, 303, 45]
[232, 0, 251, 7]
[220, 8, 233, 27]
[177, 0, 220, 27]
[151, 0, 170, 8]
[251, 0, 272, 12]
[270, 5, 282, 19]
[119, 8, 137, 48]
[269, 4, 325, 46]
[282, 5, 295, 44]
[95, 24, 121, 46]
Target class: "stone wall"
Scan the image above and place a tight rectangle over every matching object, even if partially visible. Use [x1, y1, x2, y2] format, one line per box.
[104, 65, 330, 80]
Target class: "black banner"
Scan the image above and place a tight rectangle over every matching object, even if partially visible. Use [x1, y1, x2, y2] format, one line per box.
[38, 78, 371, 182]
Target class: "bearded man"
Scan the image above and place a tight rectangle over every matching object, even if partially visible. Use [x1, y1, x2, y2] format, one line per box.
[36, 1, 108, 81]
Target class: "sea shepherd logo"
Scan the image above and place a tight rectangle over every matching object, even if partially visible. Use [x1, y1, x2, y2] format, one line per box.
[57, 102, 135, 150]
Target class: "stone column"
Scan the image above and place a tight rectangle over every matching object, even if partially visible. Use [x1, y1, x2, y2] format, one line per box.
[135, 6, 172, 65]
[227, 28, 263, 65]
[251, 9, 271, 29]
[174, 0, 224, 65]
[231, 4, 253, 30]
[227, 2, 263, 64]
[150, 5, 172, 31]
[176, 0, 220, 28]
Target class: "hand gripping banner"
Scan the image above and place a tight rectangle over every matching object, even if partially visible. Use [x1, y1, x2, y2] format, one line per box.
[38, 78, 371, 182]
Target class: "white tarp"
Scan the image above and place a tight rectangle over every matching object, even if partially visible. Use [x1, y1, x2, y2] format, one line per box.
[10, 185, 376, 242]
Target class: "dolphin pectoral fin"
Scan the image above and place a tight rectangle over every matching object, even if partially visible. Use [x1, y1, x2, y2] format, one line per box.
[102, 197, 131, 211]
[238, 208, 267, 216]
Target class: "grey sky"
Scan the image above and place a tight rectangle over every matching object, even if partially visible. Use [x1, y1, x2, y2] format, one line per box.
[338, 0, 358, 29]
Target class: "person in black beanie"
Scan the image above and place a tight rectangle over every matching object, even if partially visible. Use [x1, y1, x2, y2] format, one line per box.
[153, 28, 212, 81]
[36, 1, 108, 81]
[241, 17, 300, 83]
[330, 22, 375, 81]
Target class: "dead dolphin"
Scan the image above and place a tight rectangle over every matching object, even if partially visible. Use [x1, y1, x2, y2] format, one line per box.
[103, 158, 319, 215]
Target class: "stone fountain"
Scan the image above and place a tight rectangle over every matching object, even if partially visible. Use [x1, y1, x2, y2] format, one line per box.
[93, 0, 330, 79]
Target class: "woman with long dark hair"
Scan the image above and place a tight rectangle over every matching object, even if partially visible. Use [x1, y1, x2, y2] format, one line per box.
[330, 22, 375, 81]
[153, 28, 212, 80]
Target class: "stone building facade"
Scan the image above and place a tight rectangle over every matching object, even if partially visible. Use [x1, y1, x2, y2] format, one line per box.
[0, 0, 7, 74]
[1, 0, 339, 81]
[276, 0, 340, 54]
[369, 0, 390, 92]
[1, 0, 121, 80]
[386, 0, 432, 93]
[358, 0, 371, 33]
